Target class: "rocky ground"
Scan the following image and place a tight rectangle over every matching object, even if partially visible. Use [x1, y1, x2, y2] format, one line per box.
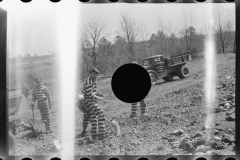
[11, 53, 235, 156]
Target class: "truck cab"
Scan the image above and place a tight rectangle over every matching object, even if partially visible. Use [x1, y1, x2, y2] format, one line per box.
[142, 54, 191, 85]
[142, 55, 167, 76]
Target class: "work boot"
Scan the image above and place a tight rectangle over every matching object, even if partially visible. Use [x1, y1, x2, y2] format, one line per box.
[21, 121, 32, 130]
[91, 135, 98, 141]
[140, 113, 151, 121]
[130, 115, 137, 121]
[141, 113, 151, 117]
[45, 130, 53, 134]
[97, 133, 109, 140]
[76, 131, 87, 138]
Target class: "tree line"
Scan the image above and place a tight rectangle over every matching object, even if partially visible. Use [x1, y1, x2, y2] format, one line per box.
[9, 52, 57, 64]
[80, 5, 235, 79]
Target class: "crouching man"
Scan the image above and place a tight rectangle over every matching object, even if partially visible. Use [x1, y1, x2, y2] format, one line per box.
[77, 67, 106, 140]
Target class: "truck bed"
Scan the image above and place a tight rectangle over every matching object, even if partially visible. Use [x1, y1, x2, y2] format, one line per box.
[167, 54, 191, 67]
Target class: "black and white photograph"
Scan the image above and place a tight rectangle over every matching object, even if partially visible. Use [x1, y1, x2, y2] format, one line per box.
[1, 0, 236, 157]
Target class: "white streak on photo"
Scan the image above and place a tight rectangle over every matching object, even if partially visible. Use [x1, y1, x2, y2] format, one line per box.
[204, 2, 216, 142]
[56, 0, 80, 159]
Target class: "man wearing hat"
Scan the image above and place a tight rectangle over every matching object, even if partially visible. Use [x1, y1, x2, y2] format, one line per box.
[31, 78, 52, 133]
[77, 67, 106, 140]
[130, 61, 149, 119]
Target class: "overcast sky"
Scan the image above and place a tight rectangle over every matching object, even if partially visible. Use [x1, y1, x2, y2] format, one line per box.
[0, 1, 235, 58]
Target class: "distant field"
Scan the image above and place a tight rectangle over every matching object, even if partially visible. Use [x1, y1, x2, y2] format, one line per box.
[8, 58, 60, 89]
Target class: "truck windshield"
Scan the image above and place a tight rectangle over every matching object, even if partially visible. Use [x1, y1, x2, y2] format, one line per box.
[142, 59, 152, 66]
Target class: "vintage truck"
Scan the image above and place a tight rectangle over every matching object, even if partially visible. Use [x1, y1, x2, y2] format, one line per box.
[142, 53, 192, 85]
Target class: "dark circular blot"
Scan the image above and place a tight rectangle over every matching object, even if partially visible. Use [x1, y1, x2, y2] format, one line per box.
[167, 0, 177, 2]
[138, 157, 148, 160]
[80, 158, 90, 160]
[79, 0, 90, 2]
[108, 0, 118, 2]
[179, 0, 199, 2]
[167, 157, 178, 160]
[137, 0, 148, 2]
[196, 0, 206, 2]
[50, 0, 61, 2]
[21, 158, 31, 160]
[50, 157, 61, 160]
[196, 157, 207, 160]
[20, 0, 32, 2]
[225, 0, 235, 2]
[109, 158, 119, 160]
[111, 63, 151, 103]
[225, 157, 236, 160]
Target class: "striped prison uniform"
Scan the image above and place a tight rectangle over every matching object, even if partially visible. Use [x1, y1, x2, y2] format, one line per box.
[32, 85, 52, 131]
[78, 77, 106, 138]
[130, 99, 147, 118]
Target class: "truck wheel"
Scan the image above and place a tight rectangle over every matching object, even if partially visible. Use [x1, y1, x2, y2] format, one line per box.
[149, 73, 157, 85]
[162, 75, 174, 82]
[178, 66, 189, 79]
[9, 131, 16, 155]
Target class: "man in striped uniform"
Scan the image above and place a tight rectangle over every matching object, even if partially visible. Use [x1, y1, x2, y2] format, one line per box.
[130, 61, 149, 119]
[77, 67, 106, 140]
[31, 78, 52, 134]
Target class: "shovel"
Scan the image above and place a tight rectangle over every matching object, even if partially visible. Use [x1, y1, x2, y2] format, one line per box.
[30, 100, 38, 135]
[95, 95, 121, 136]
[104, 112, 121, 136]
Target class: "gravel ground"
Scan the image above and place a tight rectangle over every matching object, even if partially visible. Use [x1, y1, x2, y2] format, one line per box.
[12, 53, 235, 156]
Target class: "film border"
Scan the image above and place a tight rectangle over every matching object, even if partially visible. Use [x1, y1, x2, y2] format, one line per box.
[0, 0, 238, 160]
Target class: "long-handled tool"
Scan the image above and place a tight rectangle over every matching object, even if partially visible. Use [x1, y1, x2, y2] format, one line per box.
[31, 104, 35, 129]
[29, 100, 38, 135]
[104, 112, 121, 136]
[96, 94, 121, 136]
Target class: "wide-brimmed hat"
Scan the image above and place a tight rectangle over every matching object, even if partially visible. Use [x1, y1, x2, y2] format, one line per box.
[89, 67, 100, 74]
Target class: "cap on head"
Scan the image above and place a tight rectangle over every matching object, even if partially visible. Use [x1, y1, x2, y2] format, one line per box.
[35, 78, 42, 83]
[89, 67, 100, 74]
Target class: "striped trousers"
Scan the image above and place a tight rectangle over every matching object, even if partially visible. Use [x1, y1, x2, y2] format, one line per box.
[130, 99, 146, 118]
[38, 100, 51, 131]
[79, 99, 106, 138]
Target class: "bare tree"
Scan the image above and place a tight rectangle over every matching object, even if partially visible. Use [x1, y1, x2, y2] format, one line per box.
[188, 11, 195, 52]
[139, 24, 150, 56]
[113, 35, 128, 67]
[181, 9, 189, 52]
[214, 4, 225, 53]
[226, 9, 236, 53]
[180, 10, 196, 53]
[156, 16, 169, 57]
[167, 22, 178, 57]
[81, 18, 106, 67]
[97, 37, 112, 73]
[119, 11, 139, 62]
[213, 4, 235, 53]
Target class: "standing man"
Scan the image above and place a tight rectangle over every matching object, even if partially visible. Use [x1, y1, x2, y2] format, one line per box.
[77, 67, 106, 140]
[31, 78, 52, 134]
[130, 61, 149, 119]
